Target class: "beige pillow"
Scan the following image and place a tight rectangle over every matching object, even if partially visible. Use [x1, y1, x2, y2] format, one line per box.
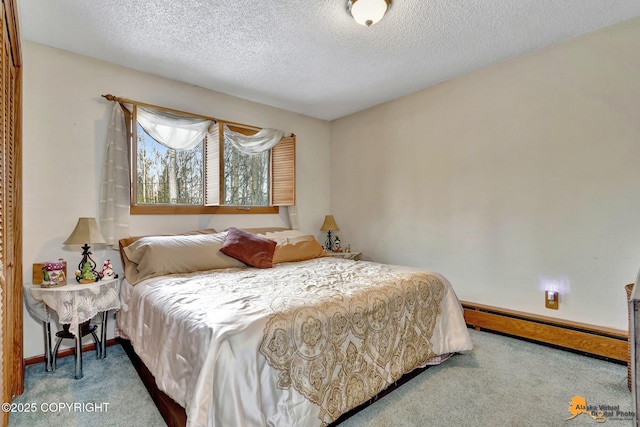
[244, 227, 291, 235]
[119, 228, 218, 283]
[272, 235, 324, 264]
[123, 232, 246, 284]
[258, 229, 307, 243]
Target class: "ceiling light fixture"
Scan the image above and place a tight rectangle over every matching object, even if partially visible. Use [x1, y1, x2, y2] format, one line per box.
[348, 0, 391, 27]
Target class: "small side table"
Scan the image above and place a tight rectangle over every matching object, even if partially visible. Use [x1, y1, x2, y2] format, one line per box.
[325, 251, 362, 261]
[23, 277, 121, 379]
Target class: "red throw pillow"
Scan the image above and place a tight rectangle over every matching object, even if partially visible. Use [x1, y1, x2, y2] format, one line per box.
[220, 228, 277, 268]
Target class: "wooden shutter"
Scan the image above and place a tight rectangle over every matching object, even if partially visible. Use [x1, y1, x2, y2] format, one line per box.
[270, 135, 295, 206]
[1, 0, 23, 420]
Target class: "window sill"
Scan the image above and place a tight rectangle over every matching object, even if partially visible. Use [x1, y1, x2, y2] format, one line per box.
[130, 205, 280, 215]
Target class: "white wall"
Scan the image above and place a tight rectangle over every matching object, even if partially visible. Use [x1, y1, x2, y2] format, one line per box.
[331, 18, 640, 330]
[22, 42, 331, 358]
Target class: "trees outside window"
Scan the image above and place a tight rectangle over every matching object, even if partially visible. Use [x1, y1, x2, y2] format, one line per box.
[223, 140, 268, 206]
[136, 123, 204, 205]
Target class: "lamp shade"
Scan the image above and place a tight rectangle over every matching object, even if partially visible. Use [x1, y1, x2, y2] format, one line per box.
[63, 217, 107, 245]
[320, 215, 340, 232]
[348, 0, 390, 27]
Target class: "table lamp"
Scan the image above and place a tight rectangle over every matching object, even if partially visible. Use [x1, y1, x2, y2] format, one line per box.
[63, 217, 106, 283]
[320, 215, 339, 252]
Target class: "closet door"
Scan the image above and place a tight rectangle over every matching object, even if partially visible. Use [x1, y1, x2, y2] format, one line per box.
[1, 1, 23, 423]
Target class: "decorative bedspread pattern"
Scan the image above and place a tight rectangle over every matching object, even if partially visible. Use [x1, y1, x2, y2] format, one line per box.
[117, 257, 472, 427]
[259, 270, 445, 426]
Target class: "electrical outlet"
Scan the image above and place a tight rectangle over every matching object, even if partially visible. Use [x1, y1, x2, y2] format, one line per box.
[545, 291, 559, 309]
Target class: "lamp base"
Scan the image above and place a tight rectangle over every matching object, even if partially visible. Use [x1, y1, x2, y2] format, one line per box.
[324, 231, 333, 252]
[75, 244, 100, 283]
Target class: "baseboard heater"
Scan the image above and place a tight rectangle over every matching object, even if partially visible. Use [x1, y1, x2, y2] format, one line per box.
[461, 301, 628, 363]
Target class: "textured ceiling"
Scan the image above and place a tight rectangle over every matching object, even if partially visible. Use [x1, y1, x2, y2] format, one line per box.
[18, 0, 640, 121]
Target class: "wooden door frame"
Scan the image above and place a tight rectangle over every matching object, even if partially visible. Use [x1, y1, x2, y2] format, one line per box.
[2, 2, 23, 425]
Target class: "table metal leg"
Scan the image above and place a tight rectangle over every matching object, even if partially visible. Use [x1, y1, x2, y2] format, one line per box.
[100, 310, 109, 359]
[42, 321, 53, 372]
[74, 333, 83, 379]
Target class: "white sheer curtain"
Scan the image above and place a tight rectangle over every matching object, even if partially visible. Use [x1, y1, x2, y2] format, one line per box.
[99, 103, 130, 246]
[287, 205, 299, 230]
[137, 106, 213, 150]
[223, 124, 283, 155]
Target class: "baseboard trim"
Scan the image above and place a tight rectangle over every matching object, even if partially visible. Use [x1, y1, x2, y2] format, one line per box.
[23, 338, 119, 366]
[461, 301, 628, 363]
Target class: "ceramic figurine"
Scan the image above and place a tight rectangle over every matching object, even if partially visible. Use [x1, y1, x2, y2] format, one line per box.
[334, 236, 342, 252]
[78, 261, 97, 283]
[41, 260, 67, 287]
[99, 259, 116, 279]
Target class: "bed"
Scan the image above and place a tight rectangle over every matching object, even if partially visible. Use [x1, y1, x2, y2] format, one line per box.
[116, 228, 472, 427]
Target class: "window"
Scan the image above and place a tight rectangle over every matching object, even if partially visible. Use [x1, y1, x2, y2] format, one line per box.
[136, 122, 204, 205]
[124, 104, 295, 214]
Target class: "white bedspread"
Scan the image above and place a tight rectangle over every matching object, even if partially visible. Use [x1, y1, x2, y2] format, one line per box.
[117, 258, 472, 427]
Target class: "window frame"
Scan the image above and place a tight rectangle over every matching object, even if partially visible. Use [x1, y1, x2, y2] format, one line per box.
[124, 103, 294, 215]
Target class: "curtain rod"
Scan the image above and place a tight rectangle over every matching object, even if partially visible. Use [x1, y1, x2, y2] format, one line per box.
[101, 94, 262, 130]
